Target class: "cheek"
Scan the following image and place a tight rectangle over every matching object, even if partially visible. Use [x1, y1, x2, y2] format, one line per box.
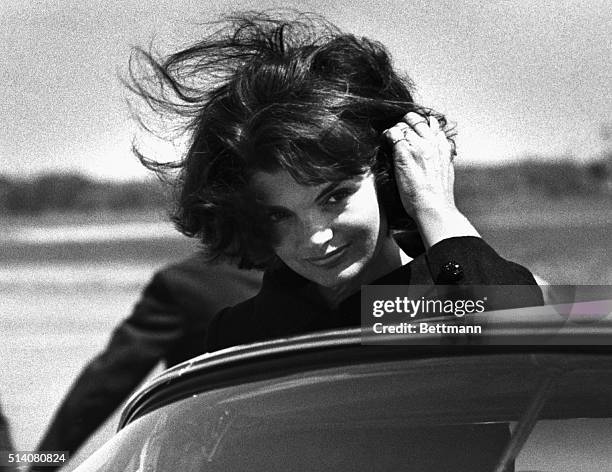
[350, 177, 383, 228]
[270, 224, 298, 259]
[339, 199, 383, 244]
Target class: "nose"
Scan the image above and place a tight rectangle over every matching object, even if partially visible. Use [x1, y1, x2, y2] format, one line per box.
[300, 212, 333, 248]
[309, 227, 333, 245]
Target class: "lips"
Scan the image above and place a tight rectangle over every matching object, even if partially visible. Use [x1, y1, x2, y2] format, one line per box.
[305, 245, 350, 268]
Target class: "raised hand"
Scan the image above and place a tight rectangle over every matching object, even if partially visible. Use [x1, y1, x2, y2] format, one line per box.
[384, 112, 455, 217]
[384, 112, 479, 248]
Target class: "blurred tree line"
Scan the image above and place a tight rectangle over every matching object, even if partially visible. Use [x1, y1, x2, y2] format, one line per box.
[0, 173, 170, 215]
[0, 157, 609, 216]
[454, 156, 611, 212]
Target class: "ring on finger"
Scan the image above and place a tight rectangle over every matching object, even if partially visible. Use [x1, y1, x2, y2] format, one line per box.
[396, 123, 410, 133]
[400, 125, 414, 138]
[391, 136, 409, 146]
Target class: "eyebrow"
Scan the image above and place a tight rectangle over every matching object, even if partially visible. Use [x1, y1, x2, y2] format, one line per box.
[255, 179, 352, 209]
[257, 182, 339, 210]
[314, 181, 341, 204]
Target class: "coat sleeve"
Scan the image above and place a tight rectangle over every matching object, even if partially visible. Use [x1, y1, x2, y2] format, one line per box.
[0, 403, 16, 472]
[35, 267, 187, 460]
[424, 236, 543, 308]
[35, 257, 262, 463]
[0, 401, 14, 452]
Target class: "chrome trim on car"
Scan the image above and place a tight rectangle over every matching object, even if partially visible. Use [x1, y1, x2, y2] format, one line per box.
[120, 328, 365, 425]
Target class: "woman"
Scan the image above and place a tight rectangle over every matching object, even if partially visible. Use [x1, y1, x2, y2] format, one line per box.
[129, 12, 542, 351]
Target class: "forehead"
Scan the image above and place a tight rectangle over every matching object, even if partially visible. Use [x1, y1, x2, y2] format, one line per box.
[249, 170, 327, 207]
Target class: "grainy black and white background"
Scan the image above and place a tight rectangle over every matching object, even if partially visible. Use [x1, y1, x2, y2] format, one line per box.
[1, 0, 610, 470]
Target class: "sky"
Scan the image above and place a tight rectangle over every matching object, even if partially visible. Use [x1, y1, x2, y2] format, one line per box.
[1, 0, 610, 180]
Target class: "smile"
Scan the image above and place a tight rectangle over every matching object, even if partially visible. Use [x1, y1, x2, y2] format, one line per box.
[305, 245, 350, 268]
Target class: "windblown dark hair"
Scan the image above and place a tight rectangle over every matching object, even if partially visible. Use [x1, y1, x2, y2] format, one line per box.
[126, 11, 455, 268]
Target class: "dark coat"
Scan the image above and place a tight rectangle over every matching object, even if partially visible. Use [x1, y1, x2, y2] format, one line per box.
[206, 236, 543, 351]
[1, 399, 19, 472]
[0, 407, 12, 453]
[36, 254, 262, 460]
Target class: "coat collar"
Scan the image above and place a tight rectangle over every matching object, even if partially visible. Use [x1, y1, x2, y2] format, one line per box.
[253, 249, 434, 336]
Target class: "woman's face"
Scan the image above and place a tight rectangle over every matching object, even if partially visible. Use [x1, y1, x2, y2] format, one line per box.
[250, 169, 389, 288]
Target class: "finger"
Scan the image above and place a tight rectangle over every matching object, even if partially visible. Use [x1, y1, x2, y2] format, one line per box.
[449, 138, 457, 160]
[402, 112, 432, 138]
[437, 129, 453, 161]
[428, 115, 441, 133]
[400, 126, 422, 148]
[384, 124, 412, 148]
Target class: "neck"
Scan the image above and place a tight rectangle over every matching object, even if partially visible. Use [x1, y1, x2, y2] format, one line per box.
[317, 235, 411, 308]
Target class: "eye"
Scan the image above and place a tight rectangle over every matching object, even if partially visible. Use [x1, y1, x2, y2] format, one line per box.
[325, 188, 354, 205]
[267, 209, 292, 223]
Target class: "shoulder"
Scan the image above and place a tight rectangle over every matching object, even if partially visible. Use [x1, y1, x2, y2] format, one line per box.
[205, 297, 262, 352]
[156, 253, 261, 292]
[205, 261, 322, 351]
[142, 253, 262, 318]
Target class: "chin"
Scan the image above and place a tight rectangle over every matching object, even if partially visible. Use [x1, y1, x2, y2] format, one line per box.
[311, 261, 367, 289]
